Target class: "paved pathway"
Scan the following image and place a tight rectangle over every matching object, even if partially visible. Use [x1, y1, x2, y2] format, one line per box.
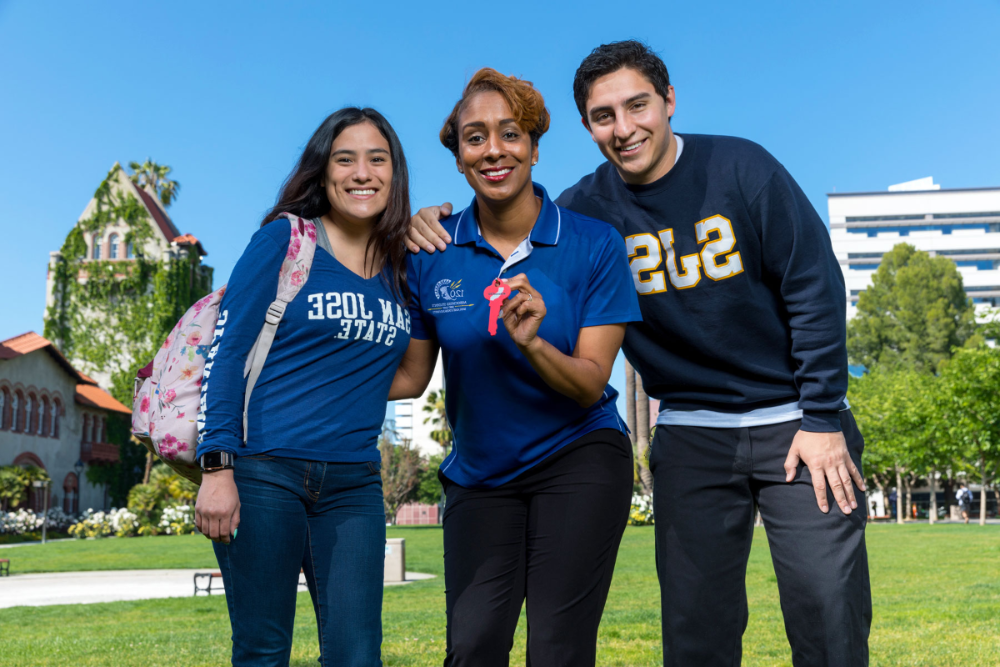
[0, 569, 435, 608]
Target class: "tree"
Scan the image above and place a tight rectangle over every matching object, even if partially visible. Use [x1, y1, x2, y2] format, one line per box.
[625, 362, 653, 496]
[850, 368, 948, 522]
[936, 346, 1000, 526]
[379, 428, 422, 524]
[848, 244, 978, 372]
[422, 389, 451, 455]
[128, 159, 180, 208]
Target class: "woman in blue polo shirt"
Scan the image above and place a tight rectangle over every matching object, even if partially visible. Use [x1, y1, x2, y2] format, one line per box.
[389, 69, 641, 667]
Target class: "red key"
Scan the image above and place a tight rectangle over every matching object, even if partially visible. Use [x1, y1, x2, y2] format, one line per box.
[483, 280, 511, 336]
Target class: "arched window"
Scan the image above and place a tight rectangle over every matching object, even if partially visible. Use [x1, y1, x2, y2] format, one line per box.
[51, 398, 61, 438]
[109, 233, 120, 259]
[92, 234, 102, 260]
[13, 390, 24, 432]
[41, 397, 51, 436]
[63, 473, 79, 515]
[30, 394, 42, 435]
[0, 388, 8, 430]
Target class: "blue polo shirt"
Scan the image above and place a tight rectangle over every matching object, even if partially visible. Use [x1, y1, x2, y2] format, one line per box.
[407, 183, 642, 488]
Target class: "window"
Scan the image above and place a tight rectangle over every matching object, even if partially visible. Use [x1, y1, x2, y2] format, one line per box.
[42, 397, 51, 436]
[51, 398, 61, 438]
[126, 241, 134, 259]
[12, 391, 23, 432]
[0, 388, 8, 430]
[94, 416, 103, 443]
[34, 395, 44, 435]
[82, 414, 91, 443]
[92, 235, 102, 260]
[109, 234, 120, 259]
[25, 393, 36, 435]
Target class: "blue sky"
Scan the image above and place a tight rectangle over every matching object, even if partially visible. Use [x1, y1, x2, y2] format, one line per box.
[2, 1, 999, 417]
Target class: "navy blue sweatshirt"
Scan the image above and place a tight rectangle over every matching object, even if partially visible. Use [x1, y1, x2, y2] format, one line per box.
[556, 134, 847, 432]
[196, 219, 411, 461]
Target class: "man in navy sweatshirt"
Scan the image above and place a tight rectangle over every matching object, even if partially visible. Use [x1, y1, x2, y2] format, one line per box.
[408, 41, 870, 667]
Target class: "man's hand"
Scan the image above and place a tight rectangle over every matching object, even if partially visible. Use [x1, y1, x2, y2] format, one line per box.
[407, 203, 453, 253]
[195, 468, 240, 543]
[783, 430, 865, 515]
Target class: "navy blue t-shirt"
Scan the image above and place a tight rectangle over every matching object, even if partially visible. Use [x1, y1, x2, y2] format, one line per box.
[556, 134, 848, 432]
[407, 183, 641, 488]
[197, 219, 410, 461]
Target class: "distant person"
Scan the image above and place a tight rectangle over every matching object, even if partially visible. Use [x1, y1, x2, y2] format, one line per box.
[195, 107, 414, 666]
[390, 68, 640, 666]
[957, 483, 972, 524]
[408, 41, 870, 667]
[889, 489, 898, 519]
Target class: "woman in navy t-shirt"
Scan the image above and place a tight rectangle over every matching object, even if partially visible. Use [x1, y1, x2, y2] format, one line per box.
[390, 69, 641, 667]
[196, 108, 412, 666]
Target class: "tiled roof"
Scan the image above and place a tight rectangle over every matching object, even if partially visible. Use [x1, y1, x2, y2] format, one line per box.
[75, 384, 131, 414]
[1, 331, 51, 355]
[0, 331, 130, 414]
[173, 234, 207, 256]
[133, 184, 181, 240]
[0, 332, 80, 379]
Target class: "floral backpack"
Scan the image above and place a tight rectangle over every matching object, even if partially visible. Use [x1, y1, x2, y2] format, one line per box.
[131, 214, 317, 484]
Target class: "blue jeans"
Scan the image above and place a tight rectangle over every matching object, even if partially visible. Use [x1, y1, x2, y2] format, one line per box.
[213, 454, 385, 667]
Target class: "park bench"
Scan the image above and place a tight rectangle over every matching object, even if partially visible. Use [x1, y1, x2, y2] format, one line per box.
[193, 569, 309, 595]
[193, 572, 224, 595]
[0, 558, 9, 576]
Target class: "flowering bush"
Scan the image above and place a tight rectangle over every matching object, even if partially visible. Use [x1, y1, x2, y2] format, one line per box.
[0, 508, 77, 535]
[628, 493, 654, 526]
[68, 508, 140, 538]
[159, 505, 196, 535]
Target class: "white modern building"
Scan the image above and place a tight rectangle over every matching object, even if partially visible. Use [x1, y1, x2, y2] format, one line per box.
[828, 177, 1000, 318]
[392, 353, 445, 458]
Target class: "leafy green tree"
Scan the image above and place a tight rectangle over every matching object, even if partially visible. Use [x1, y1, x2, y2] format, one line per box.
[848, 244, 978, 372]
[128, 159, 180, 207]
[935, 346, 1000, 526]
[379, 428, 422, 524]
[413, 453, 446, 506]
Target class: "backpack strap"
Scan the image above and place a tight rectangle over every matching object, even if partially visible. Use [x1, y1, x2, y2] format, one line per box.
[241, 213, 318, 441]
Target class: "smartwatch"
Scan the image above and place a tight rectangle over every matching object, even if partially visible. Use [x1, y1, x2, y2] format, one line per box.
[199, 451, 235, 473]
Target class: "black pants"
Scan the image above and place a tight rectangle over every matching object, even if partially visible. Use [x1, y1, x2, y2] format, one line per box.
[441, 428, 633, 667]
[651, 411, 871, 667]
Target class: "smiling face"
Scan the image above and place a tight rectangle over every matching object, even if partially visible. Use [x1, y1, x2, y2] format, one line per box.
[456, 91, 538, 206]
[583, 67, 675, 185]
[323, 121, 393, 227]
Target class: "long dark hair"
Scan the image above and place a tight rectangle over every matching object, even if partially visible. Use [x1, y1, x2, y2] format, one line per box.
[262, 107, 411, 302]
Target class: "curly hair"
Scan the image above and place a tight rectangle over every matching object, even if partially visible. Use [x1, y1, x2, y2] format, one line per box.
[440, 68, 550, 157]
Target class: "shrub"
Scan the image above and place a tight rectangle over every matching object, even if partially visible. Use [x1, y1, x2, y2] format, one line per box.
[159, 505, 196, 535]
[628, 494, 654, 526]
[0, 508, 77, 535]
[68, 508, 140, 538]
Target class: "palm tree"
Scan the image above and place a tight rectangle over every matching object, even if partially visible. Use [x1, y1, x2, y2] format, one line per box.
[422, 389, 451, 455]
[128, 159, 180, 207]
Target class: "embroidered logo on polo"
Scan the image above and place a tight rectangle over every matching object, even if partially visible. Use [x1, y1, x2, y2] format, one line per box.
[305, 292, 410, 346]
[434, 278, 464, 301]
[428, 277, 474, 314]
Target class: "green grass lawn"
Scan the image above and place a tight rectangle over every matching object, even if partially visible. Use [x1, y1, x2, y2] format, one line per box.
[1, 524, 998, 666]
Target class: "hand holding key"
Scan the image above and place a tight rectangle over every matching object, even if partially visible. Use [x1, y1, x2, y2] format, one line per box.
[483, 280, 511, 336]
[500, 274, 546, 349]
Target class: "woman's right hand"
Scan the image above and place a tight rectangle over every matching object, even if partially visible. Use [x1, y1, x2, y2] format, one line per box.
[195, 468, 240, 544]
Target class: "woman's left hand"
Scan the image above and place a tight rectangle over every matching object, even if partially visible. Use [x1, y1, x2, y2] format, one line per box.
[501, 274, 546, 350]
